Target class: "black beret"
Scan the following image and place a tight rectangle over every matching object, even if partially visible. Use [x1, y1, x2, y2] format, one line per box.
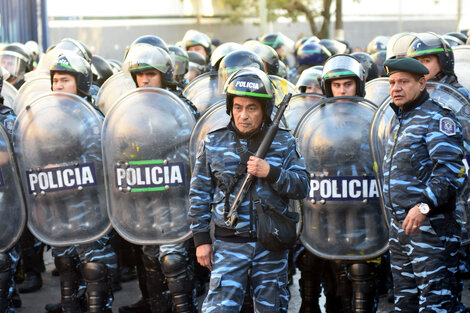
[383, 57, 429, 76]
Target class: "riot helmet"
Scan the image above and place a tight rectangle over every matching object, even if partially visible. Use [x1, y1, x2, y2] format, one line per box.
[444, 32, 467, 45]
[296, 42, 331, 67]
[442, 34, 465, 47]
[25, 40, 40, 63]
[123, 44, 175, 88]
[278, 60, 289, 79]
[318, 39, 349, 55]
[181, 29, 212, 60]
[371, 51, 387, 77]
[129, 35, 169, 53]
[218, 49, 265, 93]
[365, 36, 389, 54]
[0, 43, 32, 84]
[168, 45, 189, 83]
[406, 32, 454, 76]
[50, 51, 93, 98]
[187, 51, 207, 82]
[210, 42, 243, 71]
[224, 67, 275, 122]
[259, 32, 295, 61]
[243, 40, 280, 75]
[91, 55, 114, 88]
[55, 38, 92, 64]
[351, 52, 379, 81]
[321, 54, 366, 98]
[107, 59, 122, 72]
[296, 66, 323, 94]
[386, 32, 416, 60]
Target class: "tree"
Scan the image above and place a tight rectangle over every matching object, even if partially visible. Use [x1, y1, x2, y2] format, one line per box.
[217, 0, 335, 38]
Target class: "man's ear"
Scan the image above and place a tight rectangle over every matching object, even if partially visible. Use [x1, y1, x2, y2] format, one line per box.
[418, 76, 426, 91]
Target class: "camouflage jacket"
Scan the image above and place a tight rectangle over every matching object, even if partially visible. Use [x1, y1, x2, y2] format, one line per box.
[189, 123, 310, 247]
[383, 89, 466, 222]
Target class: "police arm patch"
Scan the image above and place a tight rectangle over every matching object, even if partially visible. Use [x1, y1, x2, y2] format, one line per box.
[196, 140, 206, 160]
[439, 117, 456, 136]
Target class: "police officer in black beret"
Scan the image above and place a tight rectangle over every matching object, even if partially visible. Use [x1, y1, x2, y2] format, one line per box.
[382, 57, 467, 312]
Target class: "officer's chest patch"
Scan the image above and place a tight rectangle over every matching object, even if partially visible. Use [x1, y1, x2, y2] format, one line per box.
[439, 117, 456, 136]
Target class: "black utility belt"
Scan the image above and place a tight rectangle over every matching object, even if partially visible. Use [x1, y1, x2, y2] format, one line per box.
[214, 225, 257, 243]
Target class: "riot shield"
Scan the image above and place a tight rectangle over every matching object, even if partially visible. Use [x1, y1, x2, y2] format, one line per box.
[182, 72, 223, 115]
[269, 75, 298, 106]
[95, 71, 136, 115]
[296, 97, 389, 260]
[364, 77, 390, 107]
[284, 93, 324, 133]
[1, 81, 17, 109]
[0, 124, 26, 252]
[102, 87, 196, 245]
[13, 75, 51, 115]
[13, 92, 110, 247]
[454, 45, 470, 91]
[369, 82, 470, 243]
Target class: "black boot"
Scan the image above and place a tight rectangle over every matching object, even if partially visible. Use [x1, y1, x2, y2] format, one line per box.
[55, 256, 82, 313]
[18, 272, 42, 293]
[298, 252, 323, 313]
[0, 253, 12, 313]
[118, 298, 151, 313]
[349, 263, 377, 313]
[142, 254, 172, 313]
[81, 262, 112, 313]
[161, 254, 197, 313]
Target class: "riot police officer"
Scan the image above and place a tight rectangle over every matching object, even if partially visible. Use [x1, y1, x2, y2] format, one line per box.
[0, 43, 33, 89]
[382, 56, 466, 312]
[118, 42, 198, 313]
[407, 32, 470, 99]
[313, 54, 379, 312]
[189, 67, 309, 312]
[181, 29, 212, 64]
[47, 51, 118, 313]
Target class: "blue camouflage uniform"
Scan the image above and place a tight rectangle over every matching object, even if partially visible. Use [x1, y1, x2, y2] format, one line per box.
[189, 122, 309, 312]
[382, 88, 467, 312]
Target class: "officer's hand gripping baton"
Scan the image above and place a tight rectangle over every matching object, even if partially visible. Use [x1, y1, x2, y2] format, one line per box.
[225, 93, 292, 227]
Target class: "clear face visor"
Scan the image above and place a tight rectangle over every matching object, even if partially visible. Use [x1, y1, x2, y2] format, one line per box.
[408, 33, 447, 57]
[183, 30, 210, 50]
[322, 56, 363, 81]
[0, 52, 27, 79]
[387, 34, 416, 59]
[123, 45, 173, 76]
[296, 69, 322, 91]
[56, 39, 88, 61]
[170, 54, 189, 76]
[211, 43, 242, 68]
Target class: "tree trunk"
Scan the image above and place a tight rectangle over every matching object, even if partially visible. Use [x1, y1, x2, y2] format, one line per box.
[335, 0, 344, 40]
[319, 0, 333, 38]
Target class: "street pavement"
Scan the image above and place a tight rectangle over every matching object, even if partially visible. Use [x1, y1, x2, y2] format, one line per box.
[15, 250, 470, 312]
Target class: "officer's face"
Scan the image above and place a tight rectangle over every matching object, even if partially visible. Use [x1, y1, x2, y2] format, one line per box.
[415, 55, 441, 81]
[330, 78, 357, 97]
[306, 84, 323, 94]
[232, 96, 264, 134]
[52, 72, 77, 95]
[188, 45, 207, 59]
[388, 72, 425, 107]
[136, 69, 162, 88]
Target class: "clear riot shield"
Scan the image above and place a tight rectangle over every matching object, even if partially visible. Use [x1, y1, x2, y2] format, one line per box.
[95, 71, 136, 115]
[13, 75, 51, 115]
[296, 97, 389, 260]
[364, 77, 390, 107]
[13, 92, 110, 247]
[0, 125, 26, 252]
[189, 101, 228, 171]
[182, 72, 223, 115]
[369, 82, 470, 243]
[284, 93, 324, 133]
[454, 45, 470, 91]
[102, 88, 196, 245]
[269, 75, 298, 106]
[1, 81, 17, 109]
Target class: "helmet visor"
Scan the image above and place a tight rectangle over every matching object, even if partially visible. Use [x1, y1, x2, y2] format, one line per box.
[0, 52, 27, 78]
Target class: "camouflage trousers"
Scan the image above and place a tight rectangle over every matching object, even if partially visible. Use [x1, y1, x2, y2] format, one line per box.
[202, 240, 289, 313]
[389, 214, 466, 312]
[142, 241, 188, 260]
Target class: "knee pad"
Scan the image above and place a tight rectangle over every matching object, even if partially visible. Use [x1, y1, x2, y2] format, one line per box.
[55, 257, 76, 273]
[81, 262, 107, 283]
[349, 263, 376, 283]
[161, 254, 186, 278]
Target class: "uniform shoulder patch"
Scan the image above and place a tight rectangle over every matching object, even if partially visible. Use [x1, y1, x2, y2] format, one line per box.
[439, 117, 456, 136]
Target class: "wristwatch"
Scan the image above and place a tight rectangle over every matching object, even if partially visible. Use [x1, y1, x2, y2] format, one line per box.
[418, 203, 430, 215]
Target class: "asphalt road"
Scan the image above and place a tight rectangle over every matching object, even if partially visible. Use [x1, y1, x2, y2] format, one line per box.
[15, 250, 470, 313]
